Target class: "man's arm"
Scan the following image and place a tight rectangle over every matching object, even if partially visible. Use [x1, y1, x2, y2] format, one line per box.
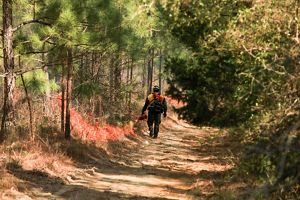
[142, 98, 150, 114]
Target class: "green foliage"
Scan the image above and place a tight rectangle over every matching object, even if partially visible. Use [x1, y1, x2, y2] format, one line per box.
[73, 82, 101, 99]
[163, 0, 251, 126]
[227, 2, 300, 193]
[16, 70, 59, 95]
[161, 0, 300, 196]
[5, 0, 300, 197]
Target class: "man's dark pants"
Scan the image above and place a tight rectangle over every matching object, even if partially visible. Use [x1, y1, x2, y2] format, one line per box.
[147, 111, 161, 138]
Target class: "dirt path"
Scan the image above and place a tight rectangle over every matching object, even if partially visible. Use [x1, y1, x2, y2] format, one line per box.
[3, 117, 238, 200]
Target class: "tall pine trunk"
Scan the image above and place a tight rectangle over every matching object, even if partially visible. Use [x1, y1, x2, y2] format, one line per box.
[159, 49, 162, 93]
[65, 48, 73, 139]
[114, 53, 121, 102]
[147, 48, 154, 95]
[128, 58, 133, 115]
[18, 55, 34, 140]
[21, 74, 34, 140]
[43, 43, 51, 116]
[147, 49, 152, 95]
[109, 57, 115, 103]
[61, 51, 66, 135]
[142, 58, 146, 98]
[1, 0, 15, 142]
[126, 58, 130, 105]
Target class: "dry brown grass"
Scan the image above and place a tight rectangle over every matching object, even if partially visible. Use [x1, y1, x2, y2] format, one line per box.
[0, 96, 152, 197]
[1, 141, 73, 173]
[0, 146, 18, 193]
[0, 172, 19, 199]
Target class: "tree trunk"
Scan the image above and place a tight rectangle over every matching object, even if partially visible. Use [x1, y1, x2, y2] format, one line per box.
[152, 49, 155, 81]
[43, 42, 51, 116]
[21, 74, 34, 140]
[1, 0, 15, 142]
[61, 51, 66, 135]
[91, 51, 95, 76]
[142, 58, 146, 98]
[147, 48, 154, 95]
[128, 58, 133, 115]
[33, 0, 36, 19]
[126, 58, 130, 105]
[109, 57, 115, 103]
[147, 50, 152, 95]
[114, 53, 121, 102]
[296, 0, 300, 43]
[65, 48, 73, 139]
[159, 49, 162, 93]
[18, 55, 34, 140]
[85, 51, 89, 77]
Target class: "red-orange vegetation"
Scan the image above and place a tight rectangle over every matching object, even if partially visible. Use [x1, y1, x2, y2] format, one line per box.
[53, 94, 135, 142]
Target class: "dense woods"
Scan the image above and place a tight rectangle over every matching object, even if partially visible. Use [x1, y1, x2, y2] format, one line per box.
[164, 0, 300, 198]
[0, 0, 299, 199]
[0, 0, 173, 138]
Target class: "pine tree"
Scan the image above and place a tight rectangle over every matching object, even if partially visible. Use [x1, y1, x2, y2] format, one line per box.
[1, 0, 15, 141]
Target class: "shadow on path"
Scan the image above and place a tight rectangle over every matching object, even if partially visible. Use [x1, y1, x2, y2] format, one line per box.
[6, 162, 175, 200]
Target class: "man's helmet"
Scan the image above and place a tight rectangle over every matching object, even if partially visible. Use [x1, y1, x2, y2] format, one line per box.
[153, 85, 160, 92]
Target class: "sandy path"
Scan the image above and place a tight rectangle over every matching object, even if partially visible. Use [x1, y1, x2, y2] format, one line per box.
[3, 117, 235, 200]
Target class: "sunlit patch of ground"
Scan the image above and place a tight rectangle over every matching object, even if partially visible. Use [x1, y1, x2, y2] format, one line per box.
[1, 110, 245, 199]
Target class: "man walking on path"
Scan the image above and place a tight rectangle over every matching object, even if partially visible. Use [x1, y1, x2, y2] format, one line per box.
[141, 86, 167, 138]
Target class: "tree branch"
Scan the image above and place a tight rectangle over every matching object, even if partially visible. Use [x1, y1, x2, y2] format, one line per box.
[21, 44, 58, 55]
[13, 19, 52, 32]
[0, 67, 43, 78]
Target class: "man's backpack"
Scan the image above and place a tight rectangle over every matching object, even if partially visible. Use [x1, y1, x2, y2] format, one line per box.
[148, 94, 164, 113]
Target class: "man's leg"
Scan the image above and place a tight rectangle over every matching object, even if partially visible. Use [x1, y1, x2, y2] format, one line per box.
[147, 112, 154, 137]
[153, 113, 161, 138]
